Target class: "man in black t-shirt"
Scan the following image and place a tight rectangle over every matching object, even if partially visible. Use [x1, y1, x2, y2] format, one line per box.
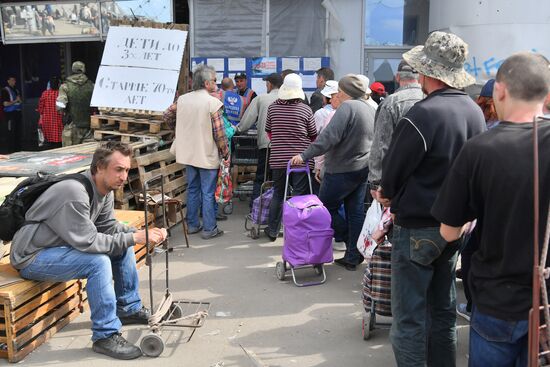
[432, 52, 550, 367]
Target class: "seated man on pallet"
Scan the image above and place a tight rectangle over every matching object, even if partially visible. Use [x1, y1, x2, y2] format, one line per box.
[10, 142, 167, 360]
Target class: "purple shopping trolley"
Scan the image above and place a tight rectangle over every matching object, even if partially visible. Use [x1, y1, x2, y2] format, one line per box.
[275, 161, 334, 287]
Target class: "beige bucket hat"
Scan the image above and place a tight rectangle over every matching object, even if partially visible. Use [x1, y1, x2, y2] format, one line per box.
[403, 31, 476, 89]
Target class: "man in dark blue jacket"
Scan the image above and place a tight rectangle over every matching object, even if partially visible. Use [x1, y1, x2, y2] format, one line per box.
[377, 31, 486, 367]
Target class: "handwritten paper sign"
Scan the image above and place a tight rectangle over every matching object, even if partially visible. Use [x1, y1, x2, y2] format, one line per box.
[100, 26, 187, 71]
[91, 26, 186, 111]
[91, 66, 179, 111]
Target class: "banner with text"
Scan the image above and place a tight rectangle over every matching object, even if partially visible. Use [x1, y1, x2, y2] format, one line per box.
[91, 66, 179, 111]
[100, 26, 187, 70]
[91, 26, 186, 111]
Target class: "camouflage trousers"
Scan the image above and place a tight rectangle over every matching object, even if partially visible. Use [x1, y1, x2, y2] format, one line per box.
[62, 124, 91, 147]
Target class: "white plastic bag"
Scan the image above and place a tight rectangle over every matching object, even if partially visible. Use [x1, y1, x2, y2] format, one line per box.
[357, 200, 383, 259]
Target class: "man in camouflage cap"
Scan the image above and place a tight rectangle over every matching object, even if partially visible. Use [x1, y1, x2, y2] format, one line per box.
[375, 31, 486, 366]
[57, 61, 94, 146]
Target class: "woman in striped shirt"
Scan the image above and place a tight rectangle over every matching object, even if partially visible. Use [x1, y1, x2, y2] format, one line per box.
[264, 73, 317, 241]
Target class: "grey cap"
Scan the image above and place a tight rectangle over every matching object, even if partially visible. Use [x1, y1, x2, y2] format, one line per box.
[72, 61, 86, 74]
[338, 75, 366, 99]
[402, 31, 475, 89]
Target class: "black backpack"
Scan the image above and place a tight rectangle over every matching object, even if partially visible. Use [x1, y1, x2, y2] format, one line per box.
[0, 173, 94, 241]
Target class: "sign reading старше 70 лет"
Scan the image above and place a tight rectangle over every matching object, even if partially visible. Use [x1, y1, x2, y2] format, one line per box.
[91, 26, 187, 112]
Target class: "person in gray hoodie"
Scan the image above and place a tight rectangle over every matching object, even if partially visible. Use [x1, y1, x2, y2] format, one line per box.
[291, 75, 375, 271]
[11, 142, 167, 360]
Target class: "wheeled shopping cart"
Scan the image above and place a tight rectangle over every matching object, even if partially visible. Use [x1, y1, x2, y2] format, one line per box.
[139, 176, 210, 357]
[232, 134, 259, 201]
[362, 241, 393, 340]
[275, 161, 334, 287]
[244, 147, 273, 239]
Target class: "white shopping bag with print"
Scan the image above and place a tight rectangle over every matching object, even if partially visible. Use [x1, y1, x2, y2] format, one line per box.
[357, 200, 383, 259]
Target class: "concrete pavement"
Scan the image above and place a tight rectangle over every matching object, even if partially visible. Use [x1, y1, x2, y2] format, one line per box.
[19, 201, 470, 366]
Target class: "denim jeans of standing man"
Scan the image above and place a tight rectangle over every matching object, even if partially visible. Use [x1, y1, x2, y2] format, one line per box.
[19, 246, 142, 341]
[390, 225, 459, 367]
[469, 307, 528, 367]
[186, 165, 219, 236]
[319, 166, 369, 265]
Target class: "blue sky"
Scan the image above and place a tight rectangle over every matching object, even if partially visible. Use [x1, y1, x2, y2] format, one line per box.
[115, 0, 172, 22]
[365, 0, 404, 46]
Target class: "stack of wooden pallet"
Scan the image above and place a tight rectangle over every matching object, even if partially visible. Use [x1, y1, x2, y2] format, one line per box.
[91, 113, 173, 145]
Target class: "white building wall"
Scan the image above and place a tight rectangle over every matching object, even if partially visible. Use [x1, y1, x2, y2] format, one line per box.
[324, 0, 363, 78]
[429, 0, 550, 82]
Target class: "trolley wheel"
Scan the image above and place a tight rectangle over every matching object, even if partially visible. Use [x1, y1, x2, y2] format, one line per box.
[223, 202, 233, 215]
[275, 261, 286, 280]
[362, 313, 371, 340]
[141, 333, 165, 357]
[250, 227, 259, 239]
[163, 303, 183, 321]
[314, 264, 323, 275]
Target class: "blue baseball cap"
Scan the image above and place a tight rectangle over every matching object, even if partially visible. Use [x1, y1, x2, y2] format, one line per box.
[480, 79, 495, 97]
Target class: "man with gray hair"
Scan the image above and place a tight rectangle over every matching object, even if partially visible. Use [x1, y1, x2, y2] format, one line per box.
[377, 31, 485, 366]
[164, 65, 229, 239]
[368, 60, 423, 187]
[56, 61, 94, 146]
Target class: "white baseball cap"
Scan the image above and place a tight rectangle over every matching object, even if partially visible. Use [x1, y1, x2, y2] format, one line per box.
[321, 80, 338, 98]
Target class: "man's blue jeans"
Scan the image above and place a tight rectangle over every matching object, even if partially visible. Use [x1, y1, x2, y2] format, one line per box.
[186, 165, 219, 235]
[19, 246, 142, 341]
[319, 166, 368, 264]
[390, 225, 459, 367]
[469, 308, 528, 367]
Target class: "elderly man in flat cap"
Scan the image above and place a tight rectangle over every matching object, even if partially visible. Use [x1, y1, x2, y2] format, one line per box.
[291, 74, 375, 271]
[56, 61, 94, 146]
[375, 32, 486, 366]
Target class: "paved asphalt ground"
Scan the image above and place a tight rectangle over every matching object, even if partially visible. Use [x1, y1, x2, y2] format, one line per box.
[19, 201, 470, 366]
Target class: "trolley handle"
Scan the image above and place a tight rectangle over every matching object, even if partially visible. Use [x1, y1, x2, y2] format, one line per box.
[286, 159, 310, 175]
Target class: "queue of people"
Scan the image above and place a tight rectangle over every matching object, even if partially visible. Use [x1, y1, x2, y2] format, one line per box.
[164, 30, 550, 367]
[3, 28, 550, 364]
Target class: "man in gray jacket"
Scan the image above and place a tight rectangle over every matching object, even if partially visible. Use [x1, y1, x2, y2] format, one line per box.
[236, 72, 282, 204]
[291, 75, 375, 271]
[368, 60, 423, 187]
[11, 142, 167, 360]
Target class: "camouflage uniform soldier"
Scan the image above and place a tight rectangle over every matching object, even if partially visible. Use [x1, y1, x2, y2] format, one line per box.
[57, 61, 94, 146]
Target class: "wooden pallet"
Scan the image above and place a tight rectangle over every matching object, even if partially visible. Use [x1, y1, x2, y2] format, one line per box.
[134, 149, 187, 200]
[91, 114, 164, 134]
[93, 129, 173, 144]
[0, 275, 85, 363]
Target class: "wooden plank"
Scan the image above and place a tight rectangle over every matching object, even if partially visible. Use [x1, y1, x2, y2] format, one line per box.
[14, 295, 80, 350]
[91, 115, 162, 134]
[141, 161, 184, 182]
[10, 300, 81, 362]
[12, 283, 80, 332]
[0, 281, 70, 308]
[94, 129, 172, 143]
[134, 149, 175, 167]
[11, 282, 75, 323]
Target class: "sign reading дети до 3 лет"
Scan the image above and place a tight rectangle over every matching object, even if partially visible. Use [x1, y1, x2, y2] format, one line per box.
[91, 26, 187, 112]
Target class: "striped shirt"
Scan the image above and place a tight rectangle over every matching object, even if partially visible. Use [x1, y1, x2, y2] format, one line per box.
[265, 99, 317, 169]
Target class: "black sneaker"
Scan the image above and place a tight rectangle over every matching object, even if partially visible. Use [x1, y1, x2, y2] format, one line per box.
[119, 306, 150, 325]
[263, 228, 277, 242]
[334, 258, 357, 271]
[216, 213, 228, 221]
[92, 333, 142, 360]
